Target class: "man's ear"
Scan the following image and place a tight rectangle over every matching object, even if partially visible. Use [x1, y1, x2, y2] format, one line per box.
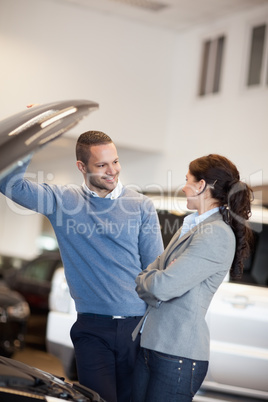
[76, 160, 86, 174]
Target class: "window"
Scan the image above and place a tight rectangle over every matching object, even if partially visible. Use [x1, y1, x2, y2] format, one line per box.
[247, 24, 268, 87]
[23, 260, 55, 282]
[198, 35, 225, 96]
[157, 210, 185, 248]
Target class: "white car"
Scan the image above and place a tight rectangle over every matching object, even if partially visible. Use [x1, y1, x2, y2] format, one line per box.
[46, 203, 268, 400]
[46, 266, 77, 380]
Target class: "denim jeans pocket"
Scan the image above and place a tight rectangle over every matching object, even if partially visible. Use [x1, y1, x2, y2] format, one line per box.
[190, 360, 209, 396]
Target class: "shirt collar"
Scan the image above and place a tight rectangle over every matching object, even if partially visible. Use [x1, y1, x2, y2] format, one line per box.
[82, 179, 123, 199]
[180, 207, 219, 238]
[195, 207, 219, 225]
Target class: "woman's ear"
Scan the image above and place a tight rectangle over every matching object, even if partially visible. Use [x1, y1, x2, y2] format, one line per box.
[198, 179, 206, 193]
[76, 160, 86, 174]
[196, 179, 210, 197]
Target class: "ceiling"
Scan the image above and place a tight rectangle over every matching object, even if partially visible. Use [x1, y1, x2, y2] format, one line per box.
[54, 0, 268, 32]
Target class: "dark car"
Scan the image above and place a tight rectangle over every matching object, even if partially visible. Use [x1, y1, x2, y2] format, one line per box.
[0, 255, 26, 277]
[0, 355, 106, 401]
[0, 281, 30, 357]
[4, 250, 63, 313]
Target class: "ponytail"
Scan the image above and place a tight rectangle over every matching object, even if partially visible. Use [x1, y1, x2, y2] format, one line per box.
[220, 180, 254, 278]
[189, 154, 254, 278]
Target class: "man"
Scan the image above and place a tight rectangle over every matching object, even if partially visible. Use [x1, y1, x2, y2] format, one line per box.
[0, 131, 164, 402]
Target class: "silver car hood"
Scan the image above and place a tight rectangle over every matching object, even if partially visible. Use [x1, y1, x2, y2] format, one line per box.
[0, 99, 99, 180]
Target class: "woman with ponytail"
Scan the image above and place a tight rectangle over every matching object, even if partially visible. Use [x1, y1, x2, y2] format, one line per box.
[131, 154, 253, 402]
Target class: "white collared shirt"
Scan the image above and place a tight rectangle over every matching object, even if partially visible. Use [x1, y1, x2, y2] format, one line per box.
[179, 207, 219, 238]
[82, 179, 123, 199]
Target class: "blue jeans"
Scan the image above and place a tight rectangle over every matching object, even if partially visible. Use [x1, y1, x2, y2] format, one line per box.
[131, 348, 208, 402]
[71, 314, 142, 402]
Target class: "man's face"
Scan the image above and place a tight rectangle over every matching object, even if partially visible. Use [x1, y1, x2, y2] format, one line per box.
[81, 143, 121, 197]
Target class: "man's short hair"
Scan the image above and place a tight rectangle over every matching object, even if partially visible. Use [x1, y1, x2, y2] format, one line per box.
[76, 131, 112, 163]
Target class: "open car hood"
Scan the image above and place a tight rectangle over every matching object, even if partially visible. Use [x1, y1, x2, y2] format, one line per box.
[0, 356, 105, 401]
[0, 99, 99, 180]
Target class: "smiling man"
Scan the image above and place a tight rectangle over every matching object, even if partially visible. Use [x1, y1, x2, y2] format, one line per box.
[0, 130, 164, 402]
[76, 133, 121, 198]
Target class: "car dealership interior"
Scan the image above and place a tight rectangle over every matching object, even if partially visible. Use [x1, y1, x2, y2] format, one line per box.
[1, 1, 268, 401]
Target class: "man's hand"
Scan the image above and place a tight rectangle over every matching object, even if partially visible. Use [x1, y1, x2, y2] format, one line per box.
[26, 103, 39, 108]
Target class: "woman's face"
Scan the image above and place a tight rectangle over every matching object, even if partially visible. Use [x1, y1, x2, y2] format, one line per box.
[182, 170, 202, 211]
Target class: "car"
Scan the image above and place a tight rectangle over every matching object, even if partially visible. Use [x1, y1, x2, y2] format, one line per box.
[0, 99, 98, 181]
[0, 355, 106, 401]
[46, 199, 268, 400]
[203, 209, 268, 400]
[0, 255, 27, 278]
[4, 250, 63, 313]
[47, 267, 77, 379]
[0, 281, 30, 357]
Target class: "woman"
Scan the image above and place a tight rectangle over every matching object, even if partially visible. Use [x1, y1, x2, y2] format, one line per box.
[131, 154, 253, 402]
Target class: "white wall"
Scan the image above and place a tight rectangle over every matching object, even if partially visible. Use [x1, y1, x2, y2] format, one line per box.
[1, 0, 268, 188]
[163, 5, 268, 192]
[1, 0, 268, 258]
[0, 0, 175, 153]
[0, 195, 42, 259]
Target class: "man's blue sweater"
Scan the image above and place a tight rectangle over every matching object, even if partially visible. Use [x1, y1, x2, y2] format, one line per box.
[0, 162, 164, 316]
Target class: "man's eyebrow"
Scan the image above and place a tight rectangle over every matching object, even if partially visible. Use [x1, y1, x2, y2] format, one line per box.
[94, 157, 119, 165]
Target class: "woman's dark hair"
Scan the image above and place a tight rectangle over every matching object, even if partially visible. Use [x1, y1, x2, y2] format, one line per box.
[189, 154, 254, 278]
[76, 131, 112, 164]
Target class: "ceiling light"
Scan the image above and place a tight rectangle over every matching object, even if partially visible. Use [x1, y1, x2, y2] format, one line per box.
[109, 0, 168, 12]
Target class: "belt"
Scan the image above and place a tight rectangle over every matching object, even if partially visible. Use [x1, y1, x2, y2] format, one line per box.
[79, 313, 136, 319]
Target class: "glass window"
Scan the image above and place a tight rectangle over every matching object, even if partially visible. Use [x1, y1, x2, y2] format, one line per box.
[247, 24, 266, 86]
[199, 35, 225, 96]
[213, 36, 225, 92]
[23, 260, 54, 282]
